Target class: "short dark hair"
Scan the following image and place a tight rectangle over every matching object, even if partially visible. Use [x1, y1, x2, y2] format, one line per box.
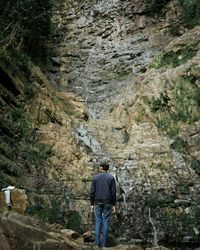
[100, 162, 109, 171]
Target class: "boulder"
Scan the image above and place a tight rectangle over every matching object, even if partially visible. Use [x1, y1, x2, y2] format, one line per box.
[61, 228, 84, 244]
[0, 212, 80, 250]
[0, 227, 11, 250]
[83, 231, 95, 242]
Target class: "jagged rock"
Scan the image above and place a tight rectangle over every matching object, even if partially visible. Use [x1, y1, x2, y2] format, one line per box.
[51, 0, 177, 118]
[0, 212, 81, 250]
[2, 0, 200, 248]
[61, 229, 84, 244]
[83, 231, 95, 242]
[0, 212, 145, 250]
[48, 0, 200, 242]
[50, 57, 61, 66]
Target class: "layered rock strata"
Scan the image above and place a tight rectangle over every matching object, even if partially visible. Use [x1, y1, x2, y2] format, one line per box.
[48, 0, 200, 246]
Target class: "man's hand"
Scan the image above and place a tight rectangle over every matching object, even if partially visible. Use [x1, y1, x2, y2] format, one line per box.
[112, 206, 116, 214]
[91, 205, 95, 212]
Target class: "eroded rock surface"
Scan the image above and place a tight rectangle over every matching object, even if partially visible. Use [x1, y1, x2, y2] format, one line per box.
[46, 0, 200, 245]
[1, 0, 200, 248]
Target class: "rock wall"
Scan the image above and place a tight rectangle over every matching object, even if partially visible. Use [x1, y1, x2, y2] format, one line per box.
[50, 0, 179, 117]
[1, 0, 200, 247]
[0, 212, 84, 250]
[47, 0, 200, 246]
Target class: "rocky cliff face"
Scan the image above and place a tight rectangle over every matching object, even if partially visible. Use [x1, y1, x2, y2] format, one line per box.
[48, 0, 200, 246]
[50, 0, 179, 117]
[1, 0, 200, 248]
[0, 52, 93, 233]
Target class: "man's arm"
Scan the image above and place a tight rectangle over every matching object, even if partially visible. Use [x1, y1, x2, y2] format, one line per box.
[90, 178, 95, 210]
[111, 177, 116, 207]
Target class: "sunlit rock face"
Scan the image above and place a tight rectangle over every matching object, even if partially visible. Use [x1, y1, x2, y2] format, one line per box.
[47, 0, 200, 246]
[51, 0, 179, 118]
[2, 0, 200, 247]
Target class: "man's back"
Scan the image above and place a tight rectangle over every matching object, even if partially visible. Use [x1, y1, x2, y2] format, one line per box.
[90, 172, 116, 205]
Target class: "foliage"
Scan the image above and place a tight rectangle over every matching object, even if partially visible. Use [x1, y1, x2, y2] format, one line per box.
[1, 50, 37, 100]
[162, 207, 200, 243]
[152, 94, 168, 112]
[24, 83, 35, 99]
[171, 137, 186, 153]
[178, 0, 200, 28]
[152, 46, 197, 69]
[20, 142, 53, 165]
[146, 192, 174, 208]
[0, 172, 12, 187]
[66, 210, 81, 231]
[190, 157, 200, 176]
[174, 78, 200, 122]
[0, 107, 32, 145]
[194, 88, 200, 108]
[116, 68, 132, 80]
[0, 0, 58, 61]
[195, 137, 200, 151]
[176, 179, 190, 195]
[0, 104, 53, 186]
[155, 116, 180, 137]
[26, 196, 66, 225]
[27, 199, 82, 230]
[153, 77, 200, 137]
[144, 0, 170, 15]
[169, 24, 182, 37]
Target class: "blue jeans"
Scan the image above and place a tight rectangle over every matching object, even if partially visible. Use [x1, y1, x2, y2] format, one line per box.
[94, 203, 112, 247]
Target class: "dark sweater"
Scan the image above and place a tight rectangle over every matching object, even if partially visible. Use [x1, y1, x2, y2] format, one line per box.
[90, 172, 116, 206]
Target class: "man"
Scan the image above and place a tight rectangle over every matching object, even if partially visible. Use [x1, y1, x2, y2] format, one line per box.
[90, 162, 116, 248]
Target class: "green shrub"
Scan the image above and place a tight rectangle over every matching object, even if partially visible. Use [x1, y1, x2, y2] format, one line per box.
[169, 24, 182, 37]
[153, 77, 200, 137]
[146, 192, 174, 208]
[151, 94, 168, 112]
[67, 210, 81, 231]
[194, 88, 200, 108]
[191, 157, 200, 176]
[177, 182, 190, 195]
[178, 0, 200, 28]
[12, 50, 32, 76]
[155, 117, 180, 137]
[152, 46, 197, 69]
[171, 137, 186, 153]
[174, 78, 200, 123]
[26, 197, 65, 225]
[21, 142, 53, 165]
[116, 68, 132, 80]
[24, 83, 35, 99]
[9, 108, 31, 138]
[195, 137, 200, 151]
[0, 104, 53, 182]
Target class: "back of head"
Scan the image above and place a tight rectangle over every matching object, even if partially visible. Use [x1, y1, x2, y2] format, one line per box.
[100, 162, 109, 171]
